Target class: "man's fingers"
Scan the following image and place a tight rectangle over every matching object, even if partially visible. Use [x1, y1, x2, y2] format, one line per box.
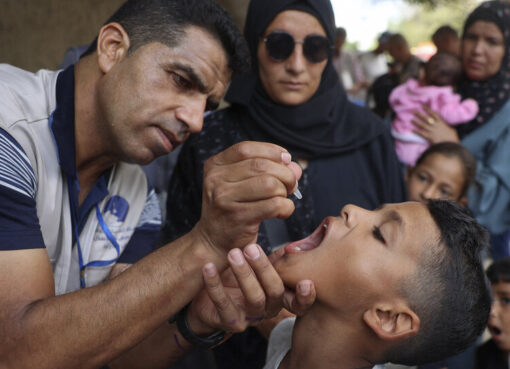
[242, 244, 285, 318]
[210, 141, 292, 166]
[283, 280, 316, 316]
[202, 263, 246, 332]
[227, 249, 266, 320]
[205, 157, 300, 196]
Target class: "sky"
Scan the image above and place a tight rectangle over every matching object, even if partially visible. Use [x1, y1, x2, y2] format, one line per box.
[330, 0, 410, 50]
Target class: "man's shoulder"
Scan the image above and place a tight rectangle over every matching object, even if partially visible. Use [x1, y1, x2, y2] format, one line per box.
[0, 64, 59, 126]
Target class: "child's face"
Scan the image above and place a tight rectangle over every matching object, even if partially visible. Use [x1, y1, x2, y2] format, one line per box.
[274, 202, 440, 311]
[406, 153, 466, 204]
[488, 281, 510, 352]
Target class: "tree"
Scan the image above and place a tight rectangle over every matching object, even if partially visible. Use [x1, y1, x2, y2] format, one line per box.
[389, 0, 480, 48]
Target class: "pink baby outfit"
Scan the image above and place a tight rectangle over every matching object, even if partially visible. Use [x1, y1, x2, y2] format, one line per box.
[389, 78, 479, 165]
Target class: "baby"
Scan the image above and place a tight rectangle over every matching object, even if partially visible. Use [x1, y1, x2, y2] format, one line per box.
[406, 142, 476, 206]
[475, 257, 510, 369]
[390, 52, 479, 166]
[258, 200, 490, 369]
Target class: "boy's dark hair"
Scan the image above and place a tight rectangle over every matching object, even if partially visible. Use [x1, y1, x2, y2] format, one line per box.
[425, 52, 463, 86]
[413, 142, 477, 199]
[487, 257, 510, 283]
[384, 199, 491, 365]
[82, 0, 250, 75]
[432, 25, 459, 44]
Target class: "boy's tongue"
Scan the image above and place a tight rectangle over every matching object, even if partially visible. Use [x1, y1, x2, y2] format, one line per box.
[284, 222, 327, 254]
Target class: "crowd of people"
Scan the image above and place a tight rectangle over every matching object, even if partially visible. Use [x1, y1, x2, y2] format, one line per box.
[0, 0, 509, 369]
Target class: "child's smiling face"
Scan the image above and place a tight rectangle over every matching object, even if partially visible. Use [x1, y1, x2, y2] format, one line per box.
[488, 281, 510, 352]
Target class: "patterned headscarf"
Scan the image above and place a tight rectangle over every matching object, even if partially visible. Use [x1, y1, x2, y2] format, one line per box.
[457, 1, 510, 138]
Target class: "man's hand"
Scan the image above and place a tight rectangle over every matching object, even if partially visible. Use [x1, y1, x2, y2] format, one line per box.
[187, 244, 315, 337]
[193, 141, 302, 257]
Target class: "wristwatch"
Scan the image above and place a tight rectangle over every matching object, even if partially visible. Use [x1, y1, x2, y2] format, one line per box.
[170, 304, 226, 349]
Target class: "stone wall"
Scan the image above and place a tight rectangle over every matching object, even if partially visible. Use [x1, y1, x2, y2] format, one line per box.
[0, 0, 249, 72]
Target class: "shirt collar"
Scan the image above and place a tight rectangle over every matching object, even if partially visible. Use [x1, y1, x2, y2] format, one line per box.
[51, 65, 78, 178]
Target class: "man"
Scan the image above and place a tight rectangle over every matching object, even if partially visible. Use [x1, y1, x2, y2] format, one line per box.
[387, 33, 424, 85]
[0, 1, 311, 368]
[359, 31, 391, 87]
[332, 27, 366, 103]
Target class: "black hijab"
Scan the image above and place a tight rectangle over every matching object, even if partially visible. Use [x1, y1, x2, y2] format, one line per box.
[225, 0, 383, 159]
[457, 1, 510, 138]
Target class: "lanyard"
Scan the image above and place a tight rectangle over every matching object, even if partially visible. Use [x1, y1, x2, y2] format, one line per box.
[67, 178, 120, 289]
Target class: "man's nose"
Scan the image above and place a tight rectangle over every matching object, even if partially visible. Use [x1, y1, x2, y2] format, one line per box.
[175, 98, 206, 134]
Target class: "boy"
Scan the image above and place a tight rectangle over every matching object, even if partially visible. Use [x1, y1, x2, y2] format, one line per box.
[248, 200, 491, 368]
[475, 257, 510, 369]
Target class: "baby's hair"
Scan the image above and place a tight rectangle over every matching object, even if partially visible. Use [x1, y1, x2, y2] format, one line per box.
[487, 257, 510, 284]
[414, 142, 476, 199]
[432, 25, 459, 44]
[425, 52, 462, 87]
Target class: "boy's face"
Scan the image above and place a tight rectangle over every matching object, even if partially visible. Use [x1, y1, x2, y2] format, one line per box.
[488, 281, 510, 352]
[274, 202, 440, 312]
[406, 153, 466, 204]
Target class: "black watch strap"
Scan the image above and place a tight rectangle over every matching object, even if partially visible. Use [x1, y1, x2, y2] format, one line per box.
[171, 304, 226, 349]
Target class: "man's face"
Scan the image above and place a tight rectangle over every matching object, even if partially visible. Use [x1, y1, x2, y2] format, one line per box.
[274, 202, 440, 312]
[97, 26, 231, 165]
[488, 281, 510, 352]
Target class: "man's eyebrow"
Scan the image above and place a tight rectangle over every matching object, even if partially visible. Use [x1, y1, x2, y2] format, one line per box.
[170, 62, 207, 93]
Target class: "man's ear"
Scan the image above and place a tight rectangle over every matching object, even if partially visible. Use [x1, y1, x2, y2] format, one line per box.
[363, 302, 420, 342]
[96, 22, 131, 74]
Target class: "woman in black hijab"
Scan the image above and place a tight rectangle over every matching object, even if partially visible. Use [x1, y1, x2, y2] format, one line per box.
[165, 1, 406, 368]
[413, 1, 510, 262]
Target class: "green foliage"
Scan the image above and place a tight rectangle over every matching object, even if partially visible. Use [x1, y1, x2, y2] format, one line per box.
[389, 0, 481, 48]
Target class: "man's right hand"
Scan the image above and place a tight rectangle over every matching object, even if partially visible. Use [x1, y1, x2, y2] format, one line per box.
[193, 141, 302, 256]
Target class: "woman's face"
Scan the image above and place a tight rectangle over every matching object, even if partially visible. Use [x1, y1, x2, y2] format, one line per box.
[462, 20, 505, 81]
[257, 10, 328, 106]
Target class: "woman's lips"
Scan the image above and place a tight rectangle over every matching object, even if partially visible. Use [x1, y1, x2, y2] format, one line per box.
[284, 218, 329, 254]
[280, 81, 305, 90]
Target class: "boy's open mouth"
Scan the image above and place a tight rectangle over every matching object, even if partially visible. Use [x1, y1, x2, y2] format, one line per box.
[284, 218, 330, 254]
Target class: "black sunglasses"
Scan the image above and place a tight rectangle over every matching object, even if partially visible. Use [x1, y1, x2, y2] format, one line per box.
[262, 31, 331, 63]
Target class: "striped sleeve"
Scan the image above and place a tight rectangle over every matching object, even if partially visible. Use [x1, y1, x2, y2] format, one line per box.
[0, 128, 37, 198]
[0, 128, 44, 250]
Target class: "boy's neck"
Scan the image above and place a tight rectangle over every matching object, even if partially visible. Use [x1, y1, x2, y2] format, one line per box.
[279, 311, 377, 369]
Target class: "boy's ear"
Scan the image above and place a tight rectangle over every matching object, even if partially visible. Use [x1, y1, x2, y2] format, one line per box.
[96, 22, 131, 74]
[458, 196, 468, 207]
[363, 301, 420, 342]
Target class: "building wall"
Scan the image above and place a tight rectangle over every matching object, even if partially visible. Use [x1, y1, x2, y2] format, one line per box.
[0, 0, 249, 72]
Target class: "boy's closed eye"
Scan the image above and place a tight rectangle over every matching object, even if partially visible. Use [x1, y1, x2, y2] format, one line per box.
[372, 225, 386, 245]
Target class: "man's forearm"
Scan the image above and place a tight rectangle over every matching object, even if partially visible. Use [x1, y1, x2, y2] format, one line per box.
[1, 232, 226, 369]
